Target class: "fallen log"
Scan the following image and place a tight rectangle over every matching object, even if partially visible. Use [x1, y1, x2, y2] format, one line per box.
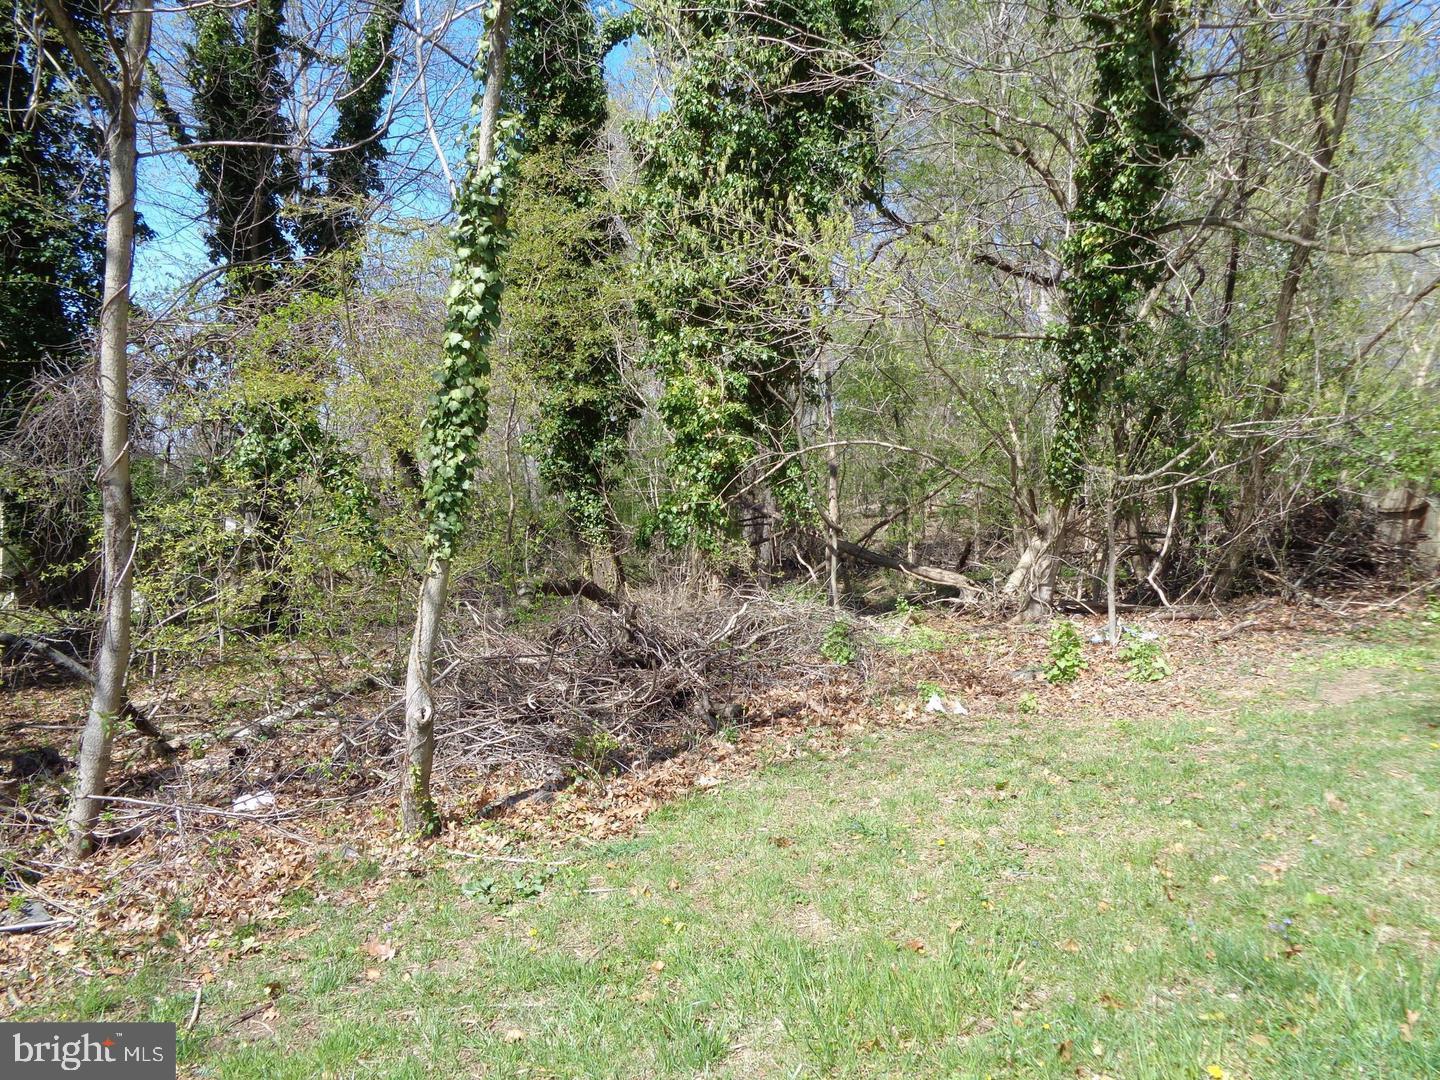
[834, 536, 982, 593]
[535, 578, 632, 614]
[220, 672, 383, 742]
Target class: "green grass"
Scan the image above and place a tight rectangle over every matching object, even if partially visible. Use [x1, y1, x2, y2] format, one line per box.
[35, 620, 1440, 1078]
[876, 616, 967, 657]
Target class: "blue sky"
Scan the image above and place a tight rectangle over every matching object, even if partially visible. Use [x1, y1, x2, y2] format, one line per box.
[131, 0, 648, 303]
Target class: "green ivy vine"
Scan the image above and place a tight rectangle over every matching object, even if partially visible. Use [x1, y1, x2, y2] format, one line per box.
[419, 9, 515, 561]
[1047, 0, 1196, 495]
[628, 0, 880, 549]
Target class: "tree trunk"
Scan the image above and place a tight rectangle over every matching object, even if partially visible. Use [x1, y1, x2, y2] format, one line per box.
[1104, 479, 1119, 645]
[64, 3, 152, 857]
[400, 0, 510, 837]
[401, 558, 449, 834]
[1005, 505, 1065, 622]
[588, 517, 626, 598]
[823, 368, 840, 608]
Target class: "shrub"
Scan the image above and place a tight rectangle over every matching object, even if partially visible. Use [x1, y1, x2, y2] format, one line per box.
[1045, 620, 1086, 684]
[1119, 628, 1172, 682]
[821, 620, 857, 665]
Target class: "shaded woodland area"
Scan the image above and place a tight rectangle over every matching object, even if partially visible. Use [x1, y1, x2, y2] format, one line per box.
[1, 0, 1437, 868]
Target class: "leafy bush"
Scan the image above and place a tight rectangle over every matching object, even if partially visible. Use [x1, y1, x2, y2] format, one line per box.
[1119, 628, 1173, 682]
[572, 727, 623, 776]
[1045, 620, 1086, 684]
[821, 620, 857, 665]
[1017, 691, 1039, 714]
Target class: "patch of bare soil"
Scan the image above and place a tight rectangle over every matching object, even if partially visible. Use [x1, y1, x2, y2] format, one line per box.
[1316, 671, 1390, 707]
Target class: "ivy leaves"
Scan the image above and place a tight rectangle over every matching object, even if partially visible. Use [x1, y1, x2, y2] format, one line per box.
[631, 0, 880, 548]
[421, 102, 513, 558]
[1047, 0, 1196, 495]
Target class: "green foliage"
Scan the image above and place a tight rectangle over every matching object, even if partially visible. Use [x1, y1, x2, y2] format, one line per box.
[629, 0, 880, 548]
[821, 620, 857, 665]
[0, 10, 106, 426]
[1119, 628, 1172, 682]
[1424, 596, 1440, 627]
[1016, 691, 1039, 714]
[165, 0, 294, 294]
[1044, 619, 1087, 684]
[217, 298, 384, 552]
[501, 0, 636, 550]
[1340, 387, 1440, 490]
[1047, 0, 1196, 495]
[461, 866, 556, 906]
[571, 727, 623, 777]
[130, 296, 391, 646]
[420, 11, 515, 560]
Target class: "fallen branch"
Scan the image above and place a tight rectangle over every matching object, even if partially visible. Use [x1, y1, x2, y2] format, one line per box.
[1212, 619, 1260, 641]
[836, 536, 982, 593]
[221, 673, 383, 742]
[0, 917, 71, 934]
[0, 631, 179, 754]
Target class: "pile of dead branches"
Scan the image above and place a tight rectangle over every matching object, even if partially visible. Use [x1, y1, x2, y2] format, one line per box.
[431, 586, 855, 781]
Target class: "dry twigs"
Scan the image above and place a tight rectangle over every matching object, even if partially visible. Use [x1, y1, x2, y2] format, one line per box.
[428, 586, 853, 781]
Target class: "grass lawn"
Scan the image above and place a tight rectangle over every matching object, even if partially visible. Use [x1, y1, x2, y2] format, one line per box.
[44, 617, 1440, 1078]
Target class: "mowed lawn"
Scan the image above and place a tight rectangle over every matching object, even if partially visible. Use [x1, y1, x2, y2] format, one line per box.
[54, 620, 1440, 1078]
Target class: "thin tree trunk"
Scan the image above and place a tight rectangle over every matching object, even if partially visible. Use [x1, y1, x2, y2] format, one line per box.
[1104, 477, 1119, 645]
[400, 0, 511, 836]
[401, 558, 449, 833]
[823, 368, 840, 608]
[63, 1, 152, 857]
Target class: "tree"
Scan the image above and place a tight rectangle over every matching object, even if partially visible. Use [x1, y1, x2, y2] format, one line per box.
[153, 0, 294, 296]
[36, 0, 152, 856]
[0, 2, 109, 603]
[630, 0, 880, 559]
[402, 0, 513, 835]
[0, 3, 105, 425]
[1046, 0, 1196, 497]
[153, 0, 409, 631]
[501, 0, 634, 589]
[296, 0, 406, 273]
[1009, 0, 1195, 620]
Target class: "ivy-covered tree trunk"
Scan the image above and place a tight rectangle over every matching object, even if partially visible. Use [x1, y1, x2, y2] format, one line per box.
[401, 0, 513, 836]
[631, 0, 879, 559]
[500, 0, 635, 590]
[1013, 0, 1192, 620]
[49, 0, 152, 857]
